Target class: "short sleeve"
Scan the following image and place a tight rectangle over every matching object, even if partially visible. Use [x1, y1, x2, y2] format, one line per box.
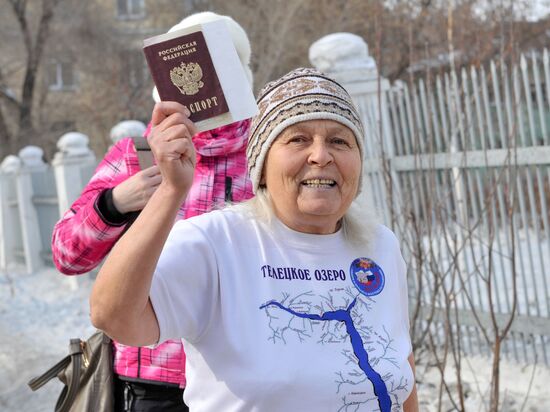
[149, 220, 219, 344]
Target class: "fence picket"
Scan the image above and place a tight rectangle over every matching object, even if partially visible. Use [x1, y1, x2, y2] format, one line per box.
[491, 61, 506, 149]
[525, 167, 549, 313]
[535, 166, 550, 315]
[481, 67, 497, 149]
[501, 61, 515, 147]
[424, 80, 441, 153]
[521, 54, 539, 146]
[461, 68, 476, 151]
[543, 49, 550, 120]
[412, 83, 427, 154]
[532, 53, 549, 145]
[471, 67, 487, 151]
[419, 79, 434, 155]
[397, 87, 413, 155]
[387, 88, 404, 156]
[436, 75, 450, 151]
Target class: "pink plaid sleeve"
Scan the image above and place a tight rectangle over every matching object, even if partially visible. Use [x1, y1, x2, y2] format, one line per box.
[51, 138, 141, 275]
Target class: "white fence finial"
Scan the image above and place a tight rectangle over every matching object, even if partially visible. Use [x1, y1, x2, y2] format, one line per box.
[0, 156, 22, 272]
[56, 132, 93, 158]
[18, 146, 46, 169]
[52, 132, 96, 218]
[1, 155, 21, 173]
[110, 120, 147, 144]
[309, 33, 377, 82]
[12, 147, 46, 273]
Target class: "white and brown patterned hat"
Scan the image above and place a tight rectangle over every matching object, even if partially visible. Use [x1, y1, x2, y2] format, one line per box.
[246, 67, 365, 193]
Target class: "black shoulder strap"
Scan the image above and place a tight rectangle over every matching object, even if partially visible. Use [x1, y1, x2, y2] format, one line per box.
[131, 136, 154, 169]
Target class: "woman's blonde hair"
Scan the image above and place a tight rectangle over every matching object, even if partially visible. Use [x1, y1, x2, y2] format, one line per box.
[231, 188, 379, 249]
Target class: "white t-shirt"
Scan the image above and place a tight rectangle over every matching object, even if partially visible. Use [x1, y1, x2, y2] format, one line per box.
[150, 208, 413, 412]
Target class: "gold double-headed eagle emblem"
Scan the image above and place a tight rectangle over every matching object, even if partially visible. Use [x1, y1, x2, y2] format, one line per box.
[170, 62, 204, 95]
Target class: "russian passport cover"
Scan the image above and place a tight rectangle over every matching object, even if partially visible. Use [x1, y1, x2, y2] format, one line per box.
[143, 20, 257, 132]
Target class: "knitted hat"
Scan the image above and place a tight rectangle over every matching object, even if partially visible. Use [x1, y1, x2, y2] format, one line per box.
[246, 67, 365, 193]
[152, 11, 253, 102]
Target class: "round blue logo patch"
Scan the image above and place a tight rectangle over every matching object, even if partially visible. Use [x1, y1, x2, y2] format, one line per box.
[350, 257, 385, 297]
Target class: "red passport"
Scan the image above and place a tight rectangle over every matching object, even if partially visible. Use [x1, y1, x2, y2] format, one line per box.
[143, 21, 257, 132]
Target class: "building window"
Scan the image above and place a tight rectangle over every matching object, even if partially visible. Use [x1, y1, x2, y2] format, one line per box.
[117, 0, 145, 19]
[47, 59, 77, 91]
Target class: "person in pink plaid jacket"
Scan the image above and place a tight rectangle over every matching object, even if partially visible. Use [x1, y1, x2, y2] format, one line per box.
[51, 12, 254, 412]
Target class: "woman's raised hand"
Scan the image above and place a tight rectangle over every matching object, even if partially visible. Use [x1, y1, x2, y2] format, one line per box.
[148, 102, 198, 199]
[90, 102, 197, 347]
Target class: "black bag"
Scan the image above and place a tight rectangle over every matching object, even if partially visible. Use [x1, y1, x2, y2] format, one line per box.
[28, 330, 114, 412]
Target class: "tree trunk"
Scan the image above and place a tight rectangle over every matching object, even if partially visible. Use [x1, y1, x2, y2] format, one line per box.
[0, 106, 14, 159]
[489, 338, 501, 412]
[12, 0, 59, 148]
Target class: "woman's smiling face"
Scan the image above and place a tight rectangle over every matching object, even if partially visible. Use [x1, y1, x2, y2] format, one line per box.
[262, 119, 362, 234]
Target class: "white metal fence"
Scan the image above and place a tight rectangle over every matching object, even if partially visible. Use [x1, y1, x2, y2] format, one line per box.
[311, 34, 550, 365]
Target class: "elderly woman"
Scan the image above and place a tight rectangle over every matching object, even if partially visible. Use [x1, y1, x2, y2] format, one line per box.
[91, 68, 419, 411]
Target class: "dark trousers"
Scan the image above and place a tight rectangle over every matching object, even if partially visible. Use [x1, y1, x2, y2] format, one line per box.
[114, 375, 188, 412]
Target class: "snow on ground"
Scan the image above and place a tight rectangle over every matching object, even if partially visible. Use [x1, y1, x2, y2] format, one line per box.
[0, 267, 94, 412]
[416, 355, 550, 411]
[1, 266, 549, 411]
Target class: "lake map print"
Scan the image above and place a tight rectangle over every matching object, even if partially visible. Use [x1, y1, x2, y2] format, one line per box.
[259, 258, 410, 411]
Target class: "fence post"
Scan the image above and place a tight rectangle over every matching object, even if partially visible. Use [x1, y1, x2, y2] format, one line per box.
[309, 32, 399, 225]
[309, 33, 389, 151]
[110, 120, 147, 145]
[17, 146, 46, 274]
[52, 132, 96, 288]
[0, 156, 22, 272]
[52, 132, 96, 218]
